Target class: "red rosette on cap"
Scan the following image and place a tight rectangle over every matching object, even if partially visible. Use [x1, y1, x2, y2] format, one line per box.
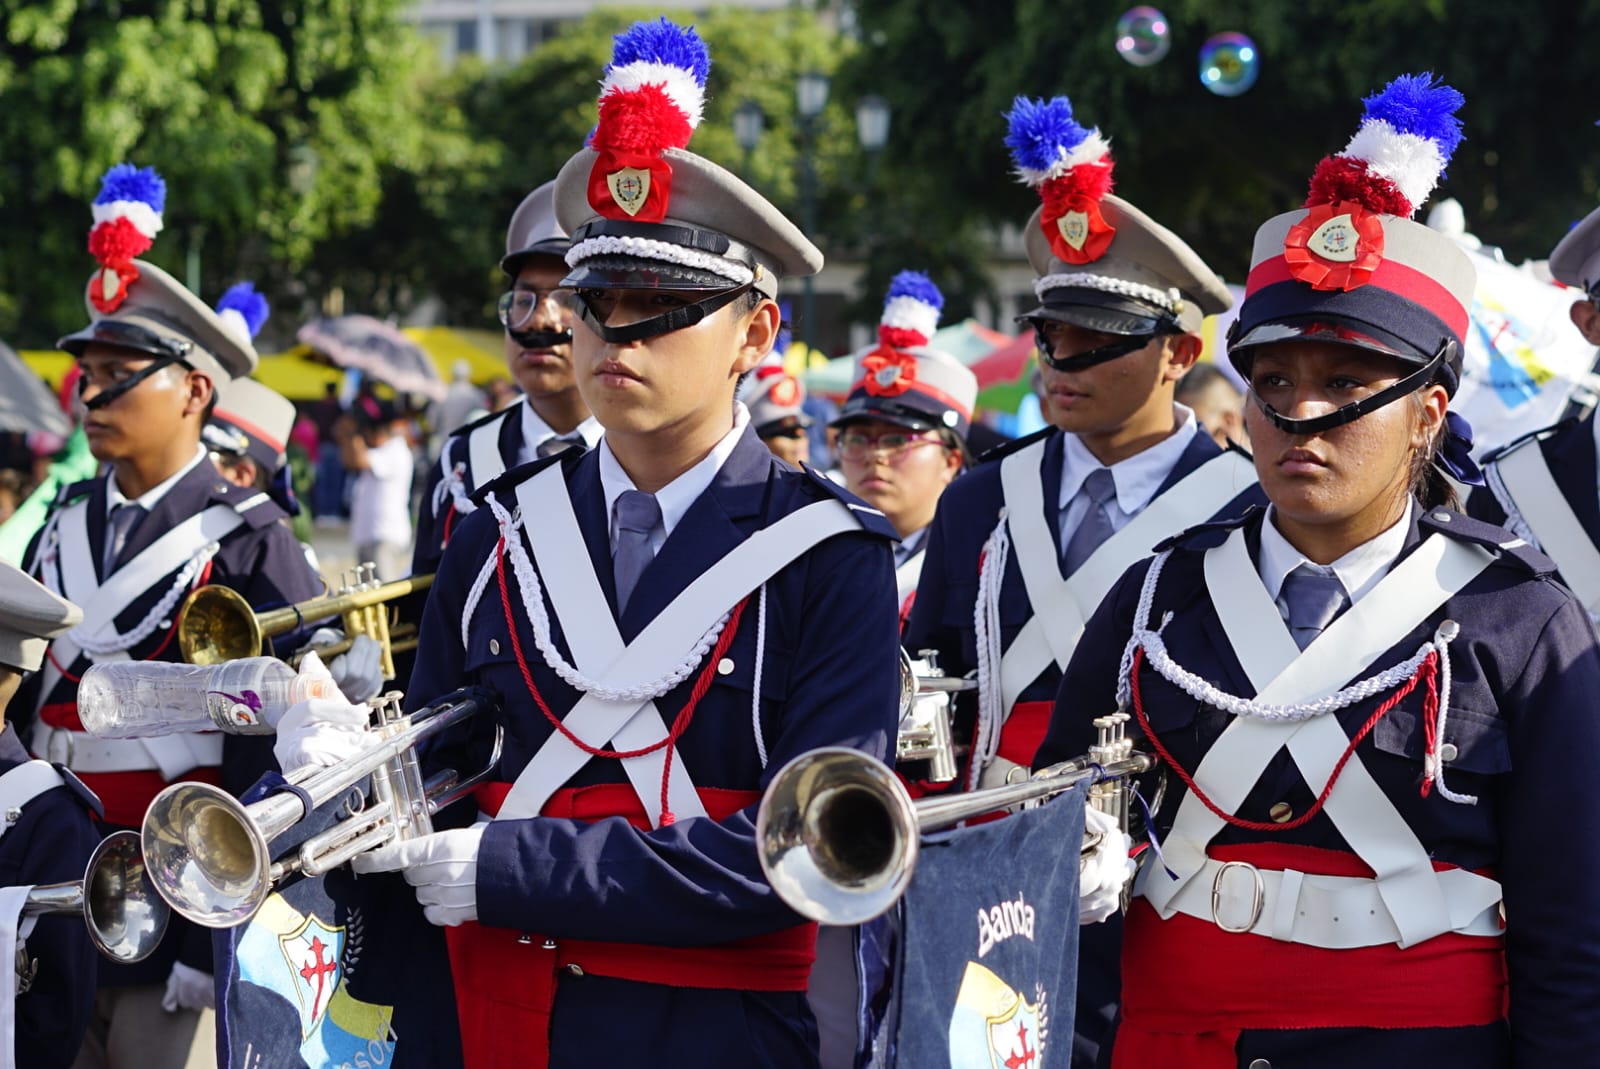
[1283, 201, 1386, 291]
[860, 347, 918, 398]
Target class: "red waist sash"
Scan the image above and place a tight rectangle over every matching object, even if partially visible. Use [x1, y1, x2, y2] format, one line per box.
[997, 699, 1051, 768]
[36, 701, 221, 827]
[1115, 842, 1507, 1069]
[447, 781, 818, 1069]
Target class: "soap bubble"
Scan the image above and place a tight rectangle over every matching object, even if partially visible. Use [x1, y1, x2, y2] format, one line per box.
[1199, 32, 1260, 97]
[1115, 7, 1171, 67]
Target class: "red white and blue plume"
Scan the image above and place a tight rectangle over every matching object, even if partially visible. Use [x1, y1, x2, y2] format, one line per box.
[586, 18, 710, 223]
[1005, 96, 1115, 264]
[1285, 73, 1465, 291]
[860, 271, 944, 398]
[87, 163, 166, 314]
[878, 271, 944, 350]
[215, 282, 270, 346]
[1305, 73, 1465, 218]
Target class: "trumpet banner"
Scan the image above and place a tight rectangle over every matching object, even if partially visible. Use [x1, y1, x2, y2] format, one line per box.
[213, 776, 463, 1069]
[879, 787, 1086, 1069]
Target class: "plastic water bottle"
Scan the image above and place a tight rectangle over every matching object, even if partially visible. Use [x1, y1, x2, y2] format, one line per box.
[78, 658, 339, 738]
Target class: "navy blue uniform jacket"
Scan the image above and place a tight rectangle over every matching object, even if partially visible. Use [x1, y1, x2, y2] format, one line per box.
[1036, 506, 1600, 1067]
[0, 725, 101, 1069]
[407, 427, 901, 1068]
[903, 426, 1262, 1069]
[412, 405, 523, 578]
[1468, 413, 1600, 569]
[19, 458, 324, 985]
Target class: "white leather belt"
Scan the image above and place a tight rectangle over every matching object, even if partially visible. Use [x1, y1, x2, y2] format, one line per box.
[32, 724, 224, 777]
[1146, 856, 1504, 949]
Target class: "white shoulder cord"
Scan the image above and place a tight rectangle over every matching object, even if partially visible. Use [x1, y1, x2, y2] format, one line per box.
[434, 455, 475, 519]
[464, 496, 734, 703]
[750, 582, 770, 768]
[69, 542, 222, 656]
[1116, 549, 1475, 805]
[969, 508, 1011, 791]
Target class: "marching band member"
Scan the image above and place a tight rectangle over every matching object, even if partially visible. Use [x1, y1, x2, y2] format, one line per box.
[412, 179, 604, 576]
[276, 20, 901, 1067]
[205, 361, 303, 520]
[902, 95, 1259, 1066]
[833, 271, 977, 627]
[746, 359, 814, 469]
[18, 165, 325, 1069]
[0, 563, 101, 1069]
[1468, 205, 1600, 618]
[1037, 74, 1600, 1066]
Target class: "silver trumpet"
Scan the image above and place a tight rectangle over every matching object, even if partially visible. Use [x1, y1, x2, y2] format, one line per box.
[756, 713, 1155, 925]
[20, 830, 169, 969]
[140, 687, 501, 929]
[895, 649, 975, 784]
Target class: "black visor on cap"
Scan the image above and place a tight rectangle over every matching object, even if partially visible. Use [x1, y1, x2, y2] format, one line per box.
[561, 254, 743, 293]
[1017, 287, 1177, 338]
[56, 318, 194, 362]
[500, 243, 570, 279]
[757, 414, 812, 439]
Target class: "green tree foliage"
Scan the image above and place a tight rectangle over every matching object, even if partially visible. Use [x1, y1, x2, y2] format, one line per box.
[0, 0, 486, 348]
[840, 0, 1600, 303]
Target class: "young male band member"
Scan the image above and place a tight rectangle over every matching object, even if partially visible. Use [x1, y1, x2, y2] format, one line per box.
[19, 165, 324, 1069]
[279, 21, 901, 1067]
[1469, 204, 1600, 622]
[902, 96, 1261, 1067]
[412, 180, 603, 576]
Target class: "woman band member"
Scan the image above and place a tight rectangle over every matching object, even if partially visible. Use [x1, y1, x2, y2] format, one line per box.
[1036, 74, 1600, 1067]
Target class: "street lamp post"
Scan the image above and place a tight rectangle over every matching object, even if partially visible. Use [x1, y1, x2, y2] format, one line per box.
[795, 71, 830, 351]
[733, 100, 765, 178]
[855, 95, 891, 184]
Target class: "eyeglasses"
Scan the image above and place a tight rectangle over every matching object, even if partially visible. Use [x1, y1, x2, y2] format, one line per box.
[836, 429, 944, 462]
[497, 288, 574, 330]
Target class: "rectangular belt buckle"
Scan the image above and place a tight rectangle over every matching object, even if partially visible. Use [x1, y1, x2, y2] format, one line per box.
[1211, 860, 1264, 933]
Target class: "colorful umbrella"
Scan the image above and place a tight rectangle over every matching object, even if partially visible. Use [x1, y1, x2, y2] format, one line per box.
[297, 316, 446, 402]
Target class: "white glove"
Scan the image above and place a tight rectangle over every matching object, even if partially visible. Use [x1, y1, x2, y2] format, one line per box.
[301, 629, 387, 704]
[351, 824, 485, 927]
[271, 661, 372, 777]
[160, 962, 215, 1013]
[1079, 805, 1135, 926]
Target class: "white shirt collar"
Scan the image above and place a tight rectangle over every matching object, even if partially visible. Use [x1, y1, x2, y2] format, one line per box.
[516, 398, 604, 464]
[1257, 503, 1411, 604]
[598, 403, 751, 545]
[106, 443, 208, 516]
[1059, 403, 1199, 516]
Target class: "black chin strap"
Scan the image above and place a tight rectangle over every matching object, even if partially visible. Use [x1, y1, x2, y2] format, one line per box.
[508, 327, 573, 350]
[576, 283, 754, 344]
[1250, 344, 1451, 435]
[81, 355, 186, 411]
[1037, 330, 1156, 372]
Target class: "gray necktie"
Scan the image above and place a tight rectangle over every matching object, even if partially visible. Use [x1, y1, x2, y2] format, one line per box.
[1277, 565, 1350, 650]
[536, 433, 585, 460]
[612, 490, 661, 614]
[104, 503, 145, 574]
[1061, 468, 1119, 574]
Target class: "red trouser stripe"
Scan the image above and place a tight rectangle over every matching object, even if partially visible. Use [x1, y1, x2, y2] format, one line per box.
[1114, 843, 1506, 1069]
[449, 781, 818, 1069]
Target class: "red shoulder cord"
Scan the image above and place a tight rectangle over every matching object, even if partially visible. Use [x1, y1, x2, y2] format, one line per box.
[44, 559, 213, 683]
[495, 535, 749, 826]
[1128, 644, 1439, 832]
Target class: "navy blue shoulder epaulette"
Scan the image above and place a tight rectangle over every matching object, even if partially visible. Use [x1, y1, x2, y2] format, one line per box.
[50, 478, 97, 511]
[798, 464, 899, 541]
[1153, 504, 1264, 553]
[976, 426, 1054, 466]
[470, 451, 571, 507]
[51, 765, 105, 821]
[1479, 416, 1578, 465]
[1418, 507, 1556, 577]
